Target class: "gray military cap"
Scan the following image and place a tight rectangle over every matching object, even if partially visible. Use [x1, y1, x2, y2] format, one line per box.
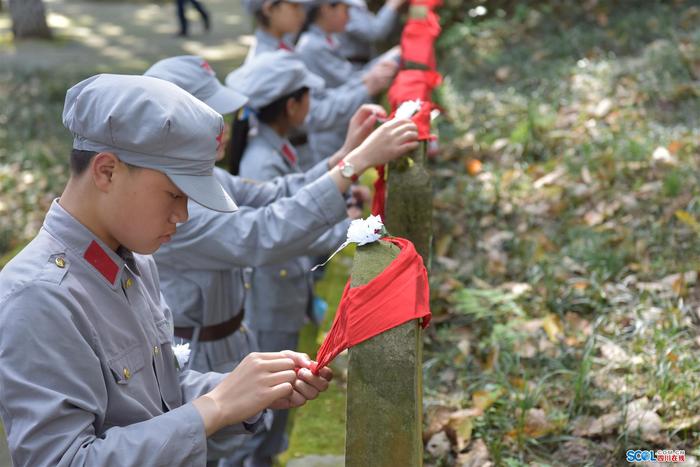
[144, 56, 248, 115]
[225, 50, 324, 111]
[243, 0, 312, 14]
[63, 74, 238, 213]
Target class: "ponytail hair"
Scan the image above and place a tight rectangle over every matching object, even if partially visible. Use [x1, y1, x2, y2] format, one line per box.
[295, 5, 319, 44]
[227, 107, 250, 175]
[228, 86, 309, 174]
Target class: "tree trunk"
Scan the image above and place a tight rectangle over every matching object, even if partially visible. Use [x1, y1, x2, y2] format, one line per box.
[9, 0, 51, 39]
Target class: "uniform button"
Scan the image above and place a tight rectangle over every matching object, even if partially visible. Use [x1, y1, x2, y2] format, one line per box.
[54, 257, 66, 268]
[279, 269, 287, 278]
[123, 367, 131, 380]
[153, 346, 160, 356]
[124, 278, 134, 289]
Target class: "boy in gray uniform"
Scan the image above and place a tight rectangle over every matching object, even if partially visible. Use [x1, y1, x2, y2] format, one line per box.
[144, 56, 416, 467]
[337, 0, 406, 67]
[242, 0, 394, 170]
[0, 74, 335, 466]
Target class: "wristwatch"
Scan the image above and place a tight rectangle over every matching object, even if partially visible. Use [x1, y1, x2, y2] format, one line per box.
[337, 159, 359, 182]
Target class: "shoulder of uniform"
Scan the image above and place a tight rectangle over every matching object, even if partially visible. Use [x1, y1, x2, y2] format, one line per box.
[37, 253, 71, 285]
[0, 254, 72, 318]
[1, 238, 71, 291]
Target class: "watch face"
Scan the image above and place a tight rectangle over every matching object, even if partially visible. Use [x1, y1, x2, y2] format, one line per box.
[341, 164, 355, 177]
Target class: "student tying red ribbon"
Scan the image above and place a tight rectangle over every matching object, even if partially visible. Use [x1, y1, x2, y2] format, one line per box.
[312, 237, 431, 373]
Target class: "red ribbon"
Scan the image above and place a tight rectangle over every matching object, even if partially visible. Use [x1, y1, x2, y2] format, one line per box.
[312, 237, 431, 373]
[371, 0, 442, 219]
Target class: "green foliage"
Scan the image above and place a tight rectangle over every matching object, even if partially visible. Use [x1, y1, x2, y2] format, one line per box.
[0, 70, 84, 258]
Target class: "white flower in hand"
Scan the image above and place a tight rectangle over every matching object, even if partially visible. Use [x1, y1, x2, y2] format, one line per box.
[312, 215, 386, 271]
[173, 343, 191, 370]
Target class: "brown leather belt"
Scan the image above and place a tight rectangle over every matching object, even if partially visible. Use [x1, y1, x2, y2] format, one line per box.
[174, 310, 244, 342]
[347, 56, 370, 66]
[289, 134, 308, 146]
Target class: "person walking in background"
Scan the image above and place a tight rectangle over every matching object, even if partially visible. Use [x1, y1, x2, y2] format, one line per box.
[176, 0, 210, 37]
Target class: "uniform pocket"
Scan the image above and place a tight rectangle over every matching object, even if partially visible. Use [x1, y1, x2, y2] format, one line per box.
[154, 317, 174, 345]
[108, 345, 146, 385]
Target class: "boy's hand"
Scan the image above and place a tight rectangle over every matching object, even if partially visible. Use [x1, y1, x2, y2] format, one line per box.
[268, 352, 335, 410]
[194, 351, 299, 435]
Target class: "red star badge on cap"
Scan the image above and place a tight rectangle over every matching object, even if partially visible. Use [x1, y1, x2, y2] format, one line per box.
[200, 60, 215, 75]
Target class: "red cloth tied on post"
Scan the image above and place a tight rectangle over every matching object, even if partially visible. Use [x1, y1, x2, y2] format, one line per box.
[400, 9, 441, 69]
[371, 0, 442, 218]
[312, 237, 431, 373]
[387, 69, 442, 108]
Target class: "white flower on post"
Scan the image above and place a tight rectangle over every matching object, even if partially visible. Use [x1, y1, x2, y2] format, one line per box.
[394, 99, 422, 120]
[312, 215, 386, 270]
[172, 343, 191, 370]
[347, 214, 384, 246]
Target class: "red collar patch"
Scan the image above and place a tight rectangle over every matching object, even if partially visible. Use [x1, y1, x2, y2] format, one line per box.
[84, 240, 119, 284]
[216, 128, 224, 151]
[278, 40, 293, 51]
[281, 144, 297, 165]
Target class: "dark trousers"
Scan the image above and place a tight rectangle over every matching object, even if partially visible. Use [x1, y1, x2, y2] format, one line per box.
[176, 0, 209, 35]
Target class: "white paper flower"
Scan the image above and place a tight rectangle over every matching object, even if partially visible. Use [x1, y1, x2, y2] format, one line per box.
[311, 215, 386, 271]
[347, 214, 384, 246]
[395, 99, 422, 120]
[173, 343, 191, 369]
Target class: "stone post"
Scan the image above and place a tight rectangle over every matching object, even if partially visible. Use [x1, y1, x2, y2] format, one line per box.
[345, 241, 424, 467]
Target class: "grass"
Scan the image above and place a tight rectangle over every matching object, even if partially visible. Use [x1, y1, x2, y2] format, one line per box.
[425, 1, 700, 464]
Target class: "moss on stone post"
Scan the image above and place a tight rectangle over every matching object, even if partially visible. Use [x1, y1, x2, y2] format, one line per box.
[345, 241, 423, 467]
[385, 142, 433, 267]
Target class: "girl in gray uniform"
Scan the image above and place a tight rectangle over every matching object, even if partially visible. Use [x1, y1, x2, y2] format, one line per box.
[225, 50, 357, 467]
[242, 0, 395, 168]
[296, 0, 400, 156]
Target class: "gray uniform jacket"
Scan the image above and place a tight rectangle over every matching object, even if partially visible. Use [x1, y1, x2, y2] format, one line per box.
[239, 124, 347, 332]
[338, 2, 399, 65]
[246, 27, 369, 170]
[0, 200, 263, 467]
[153, 164, 348, 370]
[297, 25, 373, 157]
